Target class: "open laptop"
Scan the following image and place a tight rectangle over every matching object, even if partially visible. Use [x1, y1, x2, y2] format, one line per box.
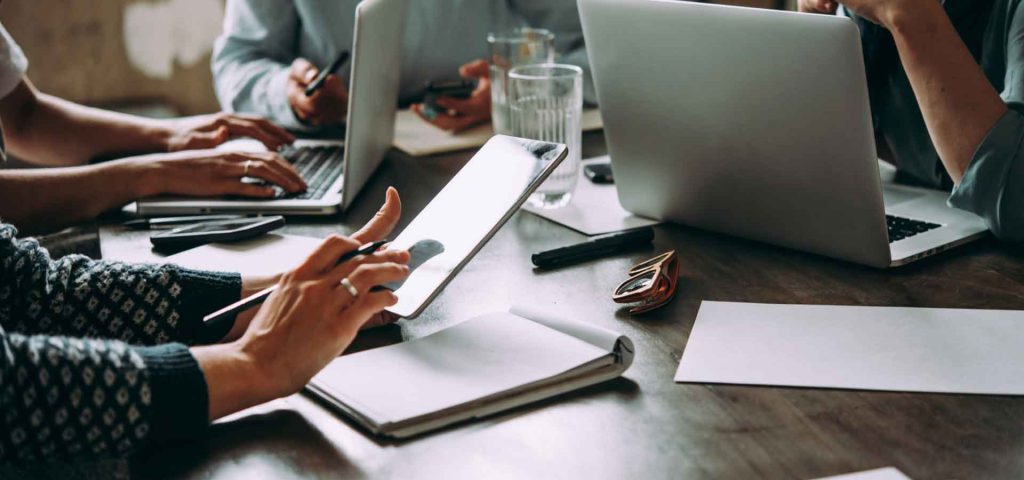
[578, 0, 988, 268]
[137, 0, 406, 216]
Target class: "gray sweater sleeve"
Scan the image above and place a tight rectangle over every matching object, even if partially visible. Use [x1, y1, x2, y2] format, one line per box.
[211, 0, 304, 129]
[947, 2, 1024, 240]
[0, 224, 242, 462]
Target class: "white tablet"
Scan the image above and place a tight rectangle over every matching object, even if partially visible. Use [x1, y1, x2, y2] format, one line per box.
[385, 135, 568, 318]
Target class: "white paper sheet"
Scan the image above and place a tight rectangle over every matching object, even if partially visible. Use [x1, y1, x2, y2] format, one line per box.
[392, 108, 603, 157]
[163, 234, 322, 277]
[311, 311, 609, 424]
[814, 467, 912, 480]
[522, 156, 660, 236]
[676, 301, 1024, 395]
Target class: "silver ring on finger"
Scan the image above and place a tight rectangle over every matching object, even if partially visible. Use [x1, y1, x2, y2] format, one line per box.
[243, 160, 253, 177]
[340, 277, 359, 298]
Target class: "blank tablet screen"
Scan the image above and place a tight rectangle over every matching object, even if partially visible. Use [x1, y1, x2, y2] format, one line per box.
[386, 135, 567, 318]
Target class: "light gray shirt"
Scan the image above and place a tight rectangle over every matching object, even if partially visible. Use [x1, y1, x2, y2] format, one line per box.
[211, 0, 593, 130]
[0, 24, 28, 162]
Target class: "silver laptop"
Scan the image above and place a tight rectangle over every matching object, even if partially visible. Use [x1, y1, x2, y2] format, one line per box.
[137, 0, 406, 216]
[578, 0, 988, 268]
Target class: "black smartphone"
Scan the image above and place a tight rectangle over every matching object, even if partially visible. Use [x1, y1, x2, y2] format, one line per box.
[421, 79, 476, 118]
[584, 163, 615, 184]
[150, 216, 285, 248]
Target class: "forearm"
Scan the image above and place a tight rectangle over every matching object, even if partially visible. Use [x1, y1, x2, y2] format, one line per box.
[2, 81, 174, 167]
[0, 158, 157, 233]
[192, 343, 277, 421]
[212, 0, 303, 128]
[887, 2, 1007, 183]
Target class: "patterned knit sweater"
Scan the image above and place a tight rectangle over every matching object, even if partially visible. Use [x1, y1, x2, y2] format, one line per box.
[0, 223, 241, 464]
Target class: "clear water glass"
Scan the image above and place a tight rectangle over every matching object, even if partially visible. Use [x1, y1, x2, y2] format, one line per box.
[509, 64, 583, 209]
[488, 28, 555, 135]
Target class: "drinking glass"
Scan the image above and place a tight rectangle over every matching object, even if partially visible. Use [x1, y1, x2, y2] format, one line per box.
[488, 28, 555, 135]
[509, 63, 583, 209]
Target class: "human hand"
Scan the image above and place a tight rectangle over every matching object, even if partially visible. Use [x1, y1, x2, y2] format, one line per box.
[831, 0, 919, 27]
[164, 113, 296, 152]
[238, 235, 411, 398]
[137, 149, 306, 198]
[288, 58, 349, 126]
[227, 186, 405, 341]
[412, 59, 492, 133]
[798, 0, 839, 13]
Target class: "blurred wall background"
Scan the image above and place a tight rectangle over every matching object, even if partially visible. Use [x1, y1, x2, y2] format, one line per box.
[0, 0, 790, 116]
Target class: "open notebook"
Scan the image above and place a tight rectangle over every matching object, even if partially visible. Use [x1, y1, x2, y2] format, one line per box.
[306, 305, 635, 438]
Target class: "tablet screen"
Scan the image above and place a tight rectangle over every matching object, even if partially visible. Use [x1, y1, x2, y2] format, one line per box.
[386, 135, 567, 318]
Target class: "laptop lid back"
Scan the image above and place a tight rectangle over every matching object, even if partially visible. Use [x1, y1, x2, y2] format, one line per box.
[341, 0, 406, 210]
[579, 0, 891, 267]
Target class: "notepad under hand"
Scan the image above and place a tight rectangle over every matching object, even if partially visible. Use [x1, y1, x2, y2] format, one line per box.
[306, 306, 634, 438]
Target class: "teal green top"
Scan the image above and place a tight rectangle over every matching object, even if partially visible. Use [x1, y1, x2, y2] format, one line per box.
[850, 0, 1024, 240]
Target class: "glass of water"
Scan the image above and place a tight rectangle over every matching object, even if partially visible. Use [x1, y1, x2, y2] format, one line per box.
[488, 28, 555, 135]
[508, 63, 584, 209]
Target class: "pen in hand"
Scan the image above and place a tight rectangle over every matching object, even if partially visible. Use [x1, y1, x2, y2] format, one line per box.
[305, 50, 351, 97]
[199, 239, 387, 343]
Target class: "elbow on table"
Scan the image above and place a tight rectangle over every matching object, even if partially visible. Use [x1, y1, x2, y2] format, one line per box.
[983, 196, 1024, 242]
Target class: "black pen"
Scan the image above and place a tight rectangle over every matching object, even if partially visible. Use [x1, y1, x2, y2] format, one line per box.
[198, 239, 387, 343]
[123, 215, 244, 230]
[305, 50, 351, 97]
[531, 227, 656, 270]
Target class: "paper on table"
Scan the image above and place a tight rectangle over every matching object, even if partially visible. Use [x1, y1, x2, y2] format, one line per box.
[814, 467, 912, 480]
[164, 234, 321, 277]
[676, 301, 1024, 395]
[522, 156, 660, 236]
[311, 311, 610, 424]
[392, 108, 604, 157]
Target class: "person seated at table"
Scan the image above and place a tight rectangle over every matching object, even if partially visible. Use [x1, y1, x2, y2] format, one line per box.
[0, 23, 306, 235]
[0, 186, 408, 464]
[211, 0, 593, 133]
[800, 0, 1024, 240]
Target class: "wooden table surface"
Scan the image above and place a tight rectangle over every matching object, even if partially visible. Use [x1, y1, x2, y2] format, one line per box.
[100, 133, 1024, 479]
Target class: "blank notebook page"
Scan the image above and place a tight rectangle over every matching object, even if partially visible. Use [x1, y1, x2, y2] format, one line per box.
[311, 312, 609, 424]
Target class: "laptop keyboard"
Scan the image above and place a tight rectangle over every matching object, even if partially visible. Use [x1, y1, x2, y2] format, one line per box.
[275, 145, 345, 200]
[887, 215, 941, 243]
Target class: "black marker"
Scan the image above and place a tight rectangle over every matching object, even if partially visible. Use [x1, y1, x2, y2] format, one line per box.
[198, 239, 386, 343]
[305, 50, 351, 97]
[531, 227, 655, 270]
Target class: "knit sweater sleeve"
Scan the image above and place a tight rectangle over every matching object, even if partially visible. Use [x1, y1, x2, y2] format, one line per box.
[0, 332, 208, 462]
[0, 223, 241, 462]
[0, 223, 241, 346]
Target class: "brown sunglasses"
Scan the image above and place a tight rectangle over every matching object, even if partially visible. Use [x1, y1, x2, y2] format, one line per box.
[612, 251, 679, 314]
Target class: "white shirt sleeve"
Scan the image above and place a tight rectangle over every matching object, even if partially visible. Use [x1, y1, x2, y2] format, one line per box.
[0, 23, 28, 98]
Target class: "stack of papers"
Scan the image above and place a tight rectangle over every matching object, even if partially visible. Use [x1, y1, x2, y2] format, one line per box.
[522, 156, 660, 236]
[393, 109, 604, 157]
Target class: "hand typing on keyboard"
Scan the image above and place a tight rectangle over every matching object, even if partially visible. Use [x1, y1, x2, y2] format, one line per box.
[145, 149, 307, 198]
[274, 145, 346, 199]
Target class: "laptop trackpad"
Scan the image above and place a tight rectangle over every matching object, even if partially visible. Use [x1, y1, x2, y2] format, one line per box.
[883, 184, 928, 208]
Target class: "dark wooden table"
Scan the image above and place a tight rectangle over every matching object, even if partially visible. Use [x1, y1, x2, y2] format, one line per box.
[100, 133, 1024, 479]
